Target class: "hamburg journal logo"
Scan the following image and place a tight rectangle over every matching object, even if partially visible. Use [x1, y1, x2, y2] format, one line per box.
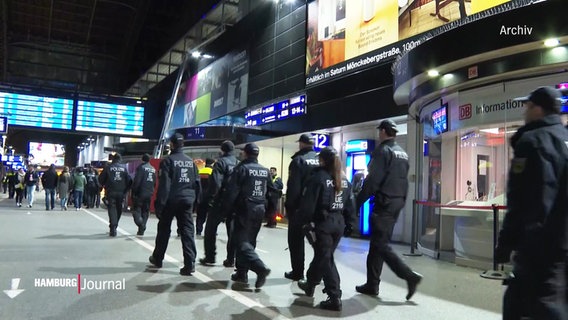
[34, 275, 126, 294]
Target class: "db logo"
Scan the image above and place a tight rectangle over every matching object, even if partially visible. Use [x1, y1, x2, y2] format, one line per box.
[459, 104, 472, 120]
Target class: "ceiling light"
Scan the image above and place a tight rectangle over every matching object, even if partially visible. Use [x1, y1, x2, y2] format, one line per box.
[427, 70, 439, 77]
[202, 54, 213, 59]
[192, 51, 201, 58]
[480, 128, 500, 134]
[544, 38, 560, 47]
[442, 73, 454, 79]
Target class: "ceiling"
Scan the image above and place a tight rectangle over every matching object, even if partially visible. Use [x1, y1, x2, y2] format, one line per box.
[0, 0, 245, 155]
[0, 0, 229, 96]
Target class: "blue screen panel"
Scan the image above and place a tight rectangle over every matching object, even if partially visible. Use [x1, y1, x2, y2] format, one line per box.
[0, 92, 73, 130]
[76, 101, 144, 136]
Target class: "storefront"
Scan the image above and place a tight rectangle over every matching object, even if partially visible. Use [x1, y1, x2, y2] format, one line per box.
[390, 0, 568, 269]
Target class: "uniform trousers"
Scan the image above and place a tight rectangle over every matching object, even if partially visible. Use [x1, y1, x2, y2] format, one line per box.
[153, 202, 196, 268]
[306, 213, 344, 298]
[367, 198, 413, 286]
[287, 213, 305, 276]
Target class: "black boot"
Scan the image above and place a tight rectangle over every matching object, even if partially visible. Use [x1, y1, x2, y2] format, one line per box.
[319, 296, 342, 311]
[355, 283, 379, 296]
[297, 279, 316, 297]
[406, 271, 423, 300]
[231, 271, 248, 284]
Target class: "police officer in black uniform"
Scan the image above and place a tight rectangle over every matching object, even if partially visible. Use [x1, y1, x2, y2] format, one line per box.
[98, 153, 132, 237]
[355, 119, 422, 300]
[296, 147, 356, 311]
[495, 86, 568, 320]
[285, 133, 320, 281]
[149, 133, 201, 276]
[220, 143, 274, 288]
[200, 140, 239, 267]
[132, 153, 156, 236]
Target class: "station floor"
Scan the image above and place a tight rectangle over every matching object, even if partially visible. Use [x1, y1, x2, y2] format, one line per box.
[0, 190, 504, 320]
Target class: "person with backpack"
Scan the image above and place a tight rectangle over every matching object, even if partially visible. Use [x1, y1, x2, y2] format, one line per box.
[72, 167, 87, 211]
[41, 164, 58, 210]
[84, 167, 100, 208]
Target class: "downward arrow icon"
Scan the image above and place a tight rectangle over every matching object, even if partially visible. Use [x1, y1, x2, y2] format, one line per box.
[4, 278, 25, 299]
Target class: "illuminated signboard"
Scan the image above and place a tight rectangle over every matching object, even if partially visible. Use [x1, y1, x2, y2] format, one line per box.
[0, 92, 73, 130]
[432, 104, 448, 135]
[245, 95, 307, 127]
[556, 83, 568, 113]
[76, 101, 144, 136]
[0, 116, 7, 134]
[306, 0, 523, 86]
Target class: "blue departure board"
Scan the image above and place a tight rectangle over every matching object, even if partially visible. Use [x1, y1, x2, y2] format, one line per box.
[245, 94, 307, 127]
[76, 101, 144, 136]
[0, 92, 73, 130]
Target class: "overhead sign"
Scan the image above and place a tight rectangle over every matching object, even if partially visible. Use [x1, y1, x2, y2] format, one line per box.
[0, 92, 73, 130]
[345, 139, 374, 153]
[76, 100, 144, 136]
[0, 116, 7, 134]
[245, 94, 307, 127]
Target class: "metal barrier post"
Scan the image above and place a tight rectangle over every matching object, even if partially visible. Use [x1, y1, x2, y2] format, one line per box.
[480, 204, 509, 280]
[404, 199, 422, 257]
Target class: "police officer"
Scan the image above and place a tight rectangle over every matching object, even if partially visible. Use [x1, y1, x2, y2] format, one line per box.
[132, 153, 156, 236]
[200, 140, 238, 267]
[219, 143, 274, 288]
[296, 147, 356, 311]
[285, 133, 320, 281]
[149, 133, 201, 276]
[495, 86, 568, 320]
[98, 153, 132, 237]
[355, 119, 422, 300]
[195, 158, 214, 236]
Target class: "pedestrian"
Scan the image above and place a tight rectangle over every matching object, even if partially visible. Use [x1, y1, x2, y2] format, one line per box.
[220, 143, 275, 288]
[41, 164, 58, 210]
[98, 154, 132, 237]
[131, 153, 156, 236]
[284, 133, 320, 281]
[195, 158, 214, 236]
[496, 86, 568, 320]
[355, 119, 422, 300]
[24, 165, 39, 208]
[57, 166, 72, 210]
[264, 167, 283, 228]
[7, 168, 16, 199]
[85, 167, 100, 208]
[296, 147, 356, 311]
[14, 168, 25, 207]
[200, 140, 239, 268]
[72, 167, 87, 211]
[149, 133, 201, 276]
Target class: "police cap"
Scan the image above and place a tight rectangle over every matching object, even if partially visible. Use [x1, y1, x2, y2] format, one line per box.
[377, 119, 398, 132]
[514, 86, 561, 113]
[243, 143, 260, 155]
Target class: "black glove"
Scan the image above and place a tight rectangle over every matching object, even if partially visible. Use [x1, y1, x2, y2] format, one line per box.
[495, 245, 512, 264]
[303, 223, 316, 246]
[344, 225, 353, 237]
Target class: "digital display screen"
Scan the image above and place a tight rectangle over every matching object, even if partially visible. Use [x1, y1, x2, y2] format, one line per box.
[245, 94, 307, 127]
[0, 92, 73, 130]
[28, 142, 66, 166]
[353, 154, 368, 170]
[0, 116, 7, 134]
[76, 101, 144, 136]
[557, 84, 568, 113]
[432, 104, 448, 135]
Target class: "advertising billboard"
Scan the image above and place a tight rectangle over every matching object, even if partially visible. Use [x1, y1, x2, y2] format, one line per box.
[168, 48, 249, 130]
[306, 0, 515, 86]
[28, 142, 66, 166]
